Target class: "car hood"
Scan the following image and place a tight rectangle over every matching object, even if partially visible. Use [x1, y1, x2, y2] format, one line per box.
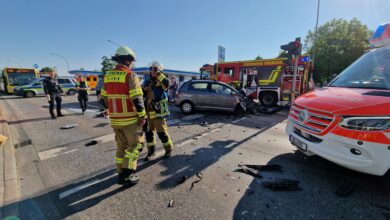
[294, 87, 390, 115]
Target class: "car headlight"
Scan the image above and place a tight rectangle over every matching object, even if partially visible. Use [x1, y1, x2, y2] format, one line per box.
[339, 116, 390, 131]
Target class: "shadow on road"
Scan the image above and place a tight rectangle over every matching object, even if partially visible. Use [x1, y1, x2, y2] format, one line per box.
[232, 151, 390, 219]
[0, 156, 164, 219]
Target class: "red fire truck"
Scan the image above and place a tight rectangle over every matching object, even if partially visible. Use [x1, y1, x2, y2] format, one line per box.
[200, 56, 311, 106]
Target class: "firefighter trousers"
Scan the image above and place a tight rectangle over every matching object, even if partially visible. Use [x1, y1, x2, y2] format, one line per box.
[145, 117, 173, 152]
[113, 123, 144, 173]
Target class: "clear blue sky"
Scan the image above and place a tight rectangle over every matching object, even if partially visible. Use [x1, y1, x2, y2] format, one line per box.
[0, 0, 389, 75]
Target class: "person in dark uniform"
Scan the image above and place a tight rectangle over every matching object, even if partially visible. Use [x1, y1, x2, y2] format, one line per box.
[43, 71, 64, 119]
[76, 76, 89, 115]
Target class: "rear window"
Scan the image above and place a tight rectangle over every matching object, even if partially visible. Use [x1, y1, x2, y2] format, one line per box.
[189, 82, 209, 92]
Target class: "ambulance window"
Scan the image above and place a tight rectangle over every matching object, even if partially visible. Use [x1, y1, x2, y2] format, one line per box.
[224, 68, 234, 76]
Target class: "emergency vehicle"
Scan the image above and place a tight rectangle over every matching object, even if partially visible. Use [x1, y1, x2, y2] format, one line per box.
[200, 56, 310, 106]
[286, 23, 390, 176]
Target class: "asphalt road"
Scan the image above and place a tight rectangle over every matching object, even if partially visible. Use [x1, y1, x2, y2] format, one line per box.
[0, 93, 389, 220]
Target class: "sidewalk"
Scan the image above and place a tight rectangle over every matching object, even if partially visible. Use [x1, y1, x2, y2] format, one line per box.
[0, 108, 20, 219]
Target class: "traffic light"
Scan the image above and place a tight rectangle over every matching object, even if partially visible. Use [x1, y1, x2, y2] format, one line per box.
[280, 37, 302, 59]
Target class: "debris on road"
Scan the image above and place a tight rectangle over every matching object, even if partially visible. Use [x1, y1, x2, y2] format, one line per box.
[60, 124, 78, 129]
[177, 175, 188, 185]
[0, 134, 8, 144]
[93, 123, 109, 128]
[85, 140, 98, 146]
[189, 172, 203, 191]
[168, 200, 175, 208]
[14, 139, 32, 148]
[239, 164, 282, 172]
[262, 179, 302, 191]
[200, 121, 208, 127]
[335, 183, 355, 197]
[234, 167, 262, 178]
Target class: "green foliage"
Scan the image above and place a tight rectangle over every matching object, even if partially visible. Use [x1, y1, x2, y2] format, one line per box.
[40, 67, 54, 73]
[255, 55, 263, 60]
[277, 50, 289, 58]
[101, 56, 116, 73]
[304, 18, 373, 83]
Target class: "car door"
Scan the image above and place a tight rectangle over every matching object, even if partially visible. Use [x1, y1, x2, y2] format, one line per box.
[209, 83, 236, 111]
[58, 78, 73, 92]
[31, 80, 44, 95]
[187, 82, 211, 109]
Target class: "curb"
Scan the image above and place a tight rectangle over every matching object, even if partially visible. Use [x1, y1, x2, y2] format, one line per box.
[0, 109, 20, 219]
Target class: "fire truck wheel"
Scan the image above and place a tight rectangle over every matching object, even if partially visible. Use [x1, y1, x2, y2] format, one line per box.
[259, 92, 278, 107]
[180, 101, 194, 114]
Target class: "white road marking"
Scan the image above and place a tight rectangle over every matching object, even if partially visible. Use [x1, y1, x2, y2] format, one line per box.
[181, 114, 204, 121]
[232, 117, 247, 124]
[176, 139, 195, 147]
[167, 119, 181, 126]
[59, 173, 117, 199]
[38, 148, 79, 160]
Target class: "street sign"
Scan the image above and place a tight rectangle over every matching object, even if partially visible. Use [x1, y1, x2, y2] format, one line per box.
[218, 46, 225, 62]
[33, 64, 39, 69]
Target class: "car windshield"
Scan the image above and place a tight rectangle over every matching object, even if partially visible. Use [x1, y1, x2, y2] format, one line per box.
[8, 72, 37, 86]
[329, 47, 390, 90]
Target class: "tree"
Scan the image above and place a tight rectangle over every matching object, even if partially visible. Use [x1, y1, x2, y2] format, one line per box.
[304, 18, 373, 83]
[255, 55, 263, 60]
[40, 67, 53, 73]
[101, 56, 116, 73]
[277, 50, 288, 58]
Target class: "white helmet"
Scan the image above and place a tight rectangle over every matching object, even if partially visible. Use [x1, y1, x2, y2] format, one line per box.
[112, 45, 136, 62]
[149, 61, 164, 72]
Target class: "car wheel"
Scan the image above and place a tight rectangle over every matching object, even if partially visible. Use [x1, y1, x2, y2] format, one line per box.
[24, 91, 34, 98]
[180, 101, 194, 114]
[259, 92, 278, 107]
[234, 104, 246, 116]
[67, 89, 76, 95]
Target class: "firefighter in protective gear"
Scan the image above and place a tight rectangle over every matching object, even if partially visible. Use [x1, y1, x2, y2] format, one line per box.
[101, 45, 146, 185]
[142, 61, 173, 161]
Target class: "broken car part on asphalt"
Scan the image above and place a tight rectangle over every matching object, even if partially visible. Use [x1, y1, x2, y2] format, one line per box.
[60, 124, 78, 129]
[189, 172, 203, 191]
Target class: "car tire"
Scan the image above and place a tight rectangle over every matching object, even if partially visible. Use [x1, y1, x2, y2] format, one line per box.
[24, 91, 34, 98]
[67, 89, 76, 96]
[234, 104, 246, 116]
[259, 92, 278, 107]
[180, 101, 194, 114]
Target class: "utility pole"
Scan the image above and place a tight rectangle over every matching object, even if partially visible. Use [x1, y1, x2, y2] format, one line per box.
[311, 0, 320, 80]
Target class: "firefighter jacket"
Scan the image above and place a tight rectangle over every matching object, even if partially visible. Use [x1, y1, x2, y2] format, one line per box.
[101, 64, 146, 127]
[142, 73, 170, 119]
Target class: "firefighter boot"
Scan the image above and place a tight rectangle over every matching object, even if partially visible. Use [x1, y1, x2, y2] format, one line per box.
[117, 172, 127, 185]
[143, 146, 155, 162]
[123, 169, 139, 186]
[164, 150, 172, 159]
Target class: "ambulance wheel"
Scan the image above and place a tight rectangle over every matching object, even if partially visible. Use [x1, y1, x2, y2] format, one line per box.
[259, 92, 278, 107]
[180, 101, 194, 114]
[24, 91, 35, 98]
[67, 89, 76, 95]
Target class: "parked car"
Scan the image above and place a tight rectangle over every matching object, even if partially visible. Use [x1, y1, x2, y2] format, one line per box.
[13, 76, 77, 98]
[175, 80, 247, 114]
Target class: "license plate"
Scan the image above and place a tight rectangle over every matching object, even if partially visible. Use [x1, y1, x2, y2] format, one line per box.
[289, 135, 307, 151]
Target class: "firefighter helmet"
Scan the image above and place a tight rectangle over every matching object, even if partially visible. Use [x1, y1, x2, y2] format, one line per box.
[112, 45, 136, 62]
[149, 61, 164, 72]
